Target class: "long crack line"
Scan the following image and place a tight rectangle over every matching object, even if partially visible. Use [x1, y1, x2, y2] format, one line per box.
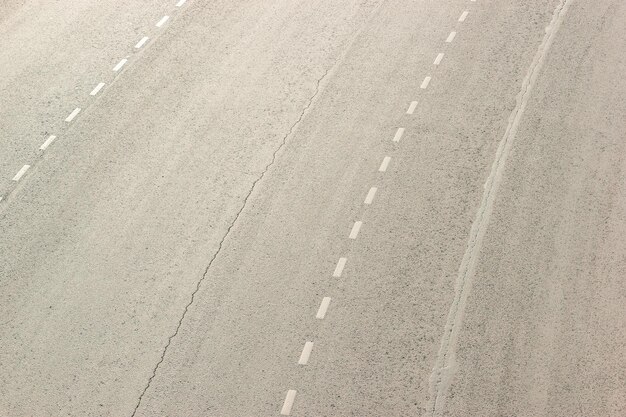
[130, 68, 329, 416]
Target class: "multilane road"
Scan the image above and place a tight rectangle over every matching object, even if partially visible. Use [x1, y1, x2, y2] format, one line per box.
[0, 0, 624, 415]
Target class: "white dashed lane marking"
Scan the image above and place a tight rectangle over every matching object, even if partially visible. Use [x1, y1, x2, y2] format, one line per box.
[316, 297, 331, 319]
[333, 257, 347, 277]
[39, 135, 57, 151]
[393, 127, 405, 142]
[406, 101, 418, 114]
[459, 11, 469, 22]
[113, 59, 128, 72]
[446, 31, 457, 43]
[176, 0, 187, 6]
[65, 108, 81, 122]
[421, 76, 431, 89]
[135, 37, 149, 49]
[90, 83, 105, 96]
[379, 156, 391, 172]
[156, 15, 170, 27]
[280, 390, 297, 415]
[298, 342, 314, 365]
[12, 165, 30, 182]
[434, 53, 444, 65]
[349, 221, 362, 239]
[364, 187, 378, 204]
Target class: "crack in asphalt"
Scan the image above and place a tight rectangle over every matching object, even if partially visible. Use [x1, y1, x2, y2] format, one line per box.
[130, 67, 329, 416]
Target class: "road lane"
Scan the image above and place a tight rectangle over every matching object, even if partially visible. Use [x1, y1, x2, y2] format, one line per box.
[0, 0, 384, 415]
[0, 0, 172, 196]
[443, 0, 626, 415]
[133, 0, 572, 415]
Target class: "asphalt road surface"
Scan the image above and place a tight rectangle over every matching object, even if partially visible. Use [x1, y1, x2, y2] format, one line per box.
[1, 0, 625, 416]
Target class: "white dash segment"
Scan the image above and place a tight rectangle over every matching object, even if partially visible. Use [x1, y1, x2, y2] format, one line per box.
[446, 31, 457, 43]
[90, 82, 105, 96]
[364, 187, 378, 204]
[12, 165, 30, 182]
[421, 76, 432, 89]
[39, 135, 57, 151]
[434, 53, 445, 65]
[379, 156, 391, 172]
[393, 127, 405, 142]
[65, 108, 81, 122]
[407, 101, 418, 114]
[113, 59, 127, 71]
[156, 15, 170, 27]
[459, 11, 469, 22]
[316, 297, 331, 319]
[175, 0, 187, 6]
[135, 36, 149, 49]
[333, 257, 347, 277]
[349, 221, 362, 239]
[280, 390, 297, 415]
[298, 342, 314, 365]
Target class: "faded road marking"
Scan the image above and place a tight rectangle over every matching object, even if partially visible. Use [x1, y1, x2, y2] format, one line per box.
[281, 390, 297, 415]
[135, 37, 149, 49]
[349, 221, 362, 239]
[333, 257, 347, 277]
[379, 156, 391, 172]
[156, 16, 170, 27]
[65, 108, 81, 122]
[316, 297, 331, 319]
[364, 187, 378, 204]
[40, 135, 57, 151]
[393, 127, 405, 142]
[90, 83, 105, 96]
[298, 342, 314, 365]
[113, 59, 127, 71]
[12, 165, 30, 181]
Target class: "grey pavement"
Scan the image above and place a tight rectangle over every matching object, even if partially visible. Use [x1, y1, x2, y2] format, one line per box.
[0, 0, 624, 416]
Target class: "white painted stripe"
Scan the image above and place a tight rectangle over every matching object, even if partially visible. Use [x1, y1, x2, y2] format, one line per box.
[434, 53, 445, 65]
[316, 297, 331, 319]
[459, 11, 469, 22]
[379, 156, 391, 172]
[407, 101, 418, 114]
[364, 187, 378, 204]
[446, 31, 457, 43]
[135, 36, 149, 49]
[156, 15, 170, 27]
[65, 108, 81, 122]
[280, 390, 297, 415]
[113, 59, 128, 71]
[333, 257, 347, 277]
[175, 0, 187, 6]
[39, 135, 57, 151]
[393, 127, 405, 142]
[90, 82, 105, 96]
[12, 165, 30, 181]
[298, 342, 314, 365]
[349, 221, 362, 239]
[421, 76, 432, 89]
